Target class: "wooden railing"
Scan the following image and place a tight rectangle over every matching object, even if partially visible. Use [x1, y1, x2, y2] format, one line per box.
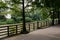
[0, 23, 23, 38]
[0, 19, 58, 39]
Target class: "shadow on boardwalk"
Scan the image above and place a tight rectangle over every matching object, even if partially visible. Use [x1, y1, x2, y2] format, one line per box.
[3, 25, 60, 40]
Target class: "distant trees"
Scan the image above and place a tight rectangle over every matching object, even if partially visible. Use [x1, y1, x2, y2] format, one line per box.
[44, 0, 60, 24]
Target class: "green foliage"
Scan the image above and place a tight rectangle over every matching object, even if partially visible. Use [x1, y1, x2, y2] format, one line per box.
[0, 0, 51, 25]
[12, 16, 22, 23]
[15, 17, 22, 23]
[0, 22, 6, 25]
[25, 7, 50, 21]
[11, 0, 21, 4]
[6, 19, 15, 24]
[0, 2, 7, 8]
[25, 17, 33, 22]
[40, 8, 49, 20]
[44, 0, 60, 8]
[32, 14, 41, 21]
[32, 0, 41, 7]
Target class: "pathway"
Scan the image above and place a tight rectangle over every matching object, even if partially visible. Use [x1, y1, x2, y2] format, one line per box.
[3, 25, 60, 40]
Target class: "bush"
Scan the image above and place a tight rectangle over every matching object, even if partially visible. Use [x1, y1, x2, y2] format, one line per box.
[32, 14, 41, 21]
[6, 19, 15, 24]
[25, 17, 33, 22]
[0, 19, 6, 22]
[15, 17, 22, 23]
[0, 22, 6, 25]
[12, 16, 22, 23]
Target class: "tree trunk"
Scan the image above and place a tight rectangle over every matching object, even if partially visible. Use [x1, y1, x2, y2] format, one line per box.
[52, 9, 55, 25]
[21, 0, 29, 34]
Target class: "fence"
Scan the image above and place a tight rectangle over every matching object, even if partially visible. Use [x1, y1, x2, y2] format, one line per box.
[0, 19, 58, 39]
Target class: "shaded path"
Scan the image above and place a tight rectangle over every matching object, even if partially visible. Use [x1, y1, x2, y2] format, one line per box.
[3, 25, 60, 40]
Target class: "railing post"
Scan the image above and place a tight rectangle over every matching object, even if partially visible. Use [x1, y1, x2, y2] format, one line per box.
[49, 20, 50, 26]
[37, 21, 39, 29]
[16, 25, 18, 34]
[48, 20, 49, 26]
[41, 22, 42, 27]
[7, 26, 9, 36]
[43, 21, 45, 26]
[29, 23, 30, 32]
[46, 21, 47, 26]
[33, 23, 35, 30]
[56, 19, 57, 24]
[57, 19, 58, 24]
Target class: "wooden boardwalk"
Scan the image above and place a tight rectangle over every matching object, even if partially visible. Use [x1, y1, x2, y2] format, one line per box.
[3, 25, 60, 40]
